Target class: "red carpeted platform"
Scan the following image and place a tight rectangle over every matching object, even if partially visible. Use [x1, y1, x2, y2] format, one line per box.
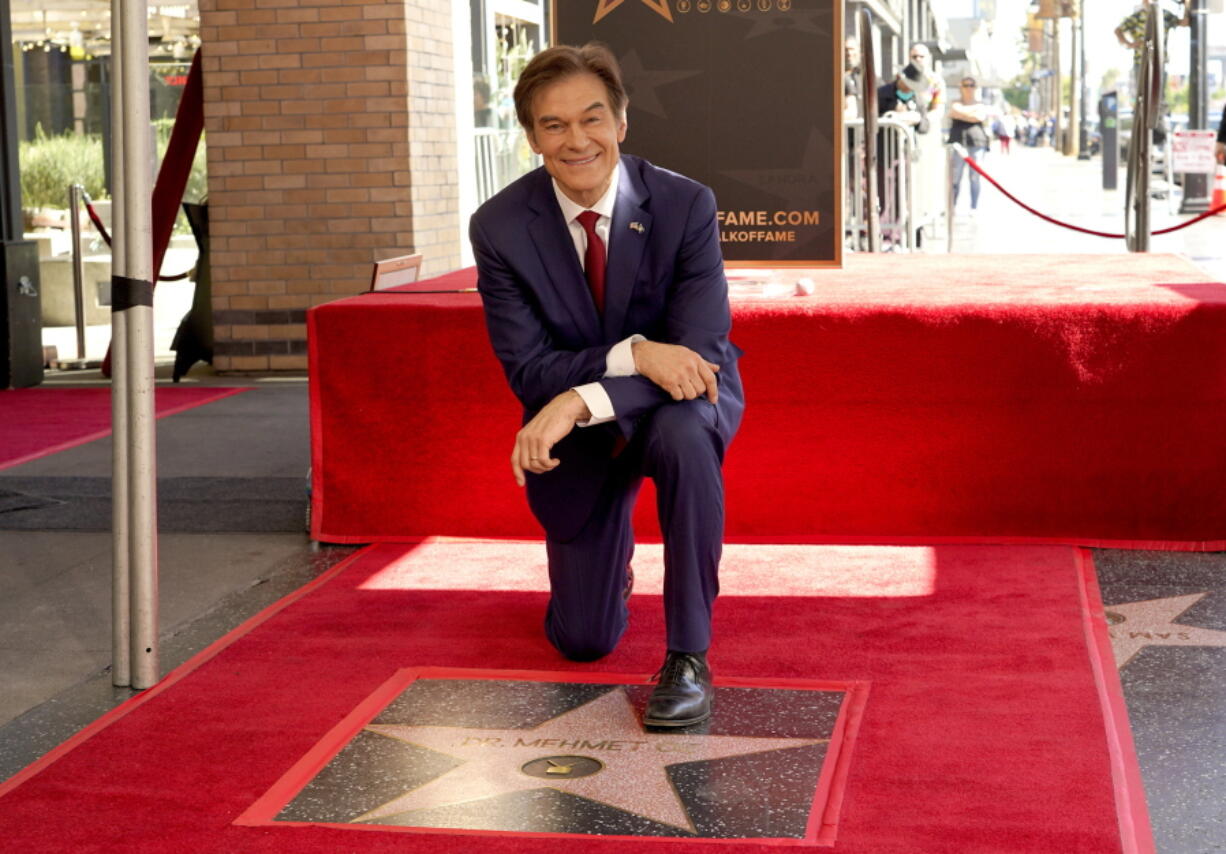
[0, 542, 1147, 852]
[0, 386, 249, 471]
[309, 254, 1226, 548]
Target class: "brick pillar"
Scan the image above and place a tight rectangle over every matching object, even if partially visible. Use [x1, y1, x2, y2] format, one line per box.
[199, 0, 460, 372]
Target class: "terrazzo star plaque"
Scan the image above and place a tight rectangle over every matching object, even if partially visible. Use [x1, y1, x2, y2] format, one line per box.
[238, 668, 867, 845]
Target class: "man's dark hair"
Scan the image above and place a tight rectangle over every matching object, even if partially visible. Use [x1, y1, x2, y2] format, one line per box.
[513, 43, 628, 134]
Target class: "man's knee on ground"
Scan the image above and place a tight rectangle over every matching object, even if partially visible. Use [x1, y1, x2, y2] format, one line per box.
[551, 632, 619, 662]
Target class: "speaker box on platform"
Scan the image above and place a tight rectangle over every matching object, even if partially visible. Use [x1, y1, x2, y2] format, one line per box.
[0, 240, 45, 388]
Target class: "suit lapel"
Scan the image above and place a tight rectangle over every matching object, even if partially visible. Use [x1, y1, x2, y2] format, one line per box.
[526, 171, 601, 342]
[603, 157, 651, 341]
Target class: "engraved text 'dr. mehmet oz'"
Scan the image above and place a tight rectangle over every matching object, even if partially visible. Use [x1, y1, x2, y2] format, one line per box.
[358, 688, 825, 833]
[594, 0, 674, 25]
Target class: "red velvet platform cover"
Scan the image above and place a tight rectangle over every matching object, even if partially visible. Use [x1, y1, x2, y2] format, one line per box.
[309, 255, 1226, 548]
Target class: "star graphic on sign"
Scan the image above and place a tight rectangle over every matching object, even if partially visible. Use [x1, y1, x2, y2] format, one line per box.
[594, 0, 674, 24]
[1105, 593, 1226, 667]
[355, 688, 824, 832]
[620, 49, 701, 119]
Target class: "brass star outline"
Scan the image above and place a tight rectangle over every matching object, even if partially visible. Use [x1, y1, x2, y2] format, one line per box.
[594, 0, 675, 24]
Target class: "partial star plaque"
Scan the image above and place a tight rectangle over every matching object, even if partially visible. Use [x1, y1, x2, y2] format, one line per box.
[1105, 593, 1226, 667]
[238, 668, 868, 845]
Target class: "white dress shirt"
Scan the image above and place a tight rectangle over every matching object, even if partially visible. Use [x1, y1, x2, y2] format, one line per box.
[550, 163, 643, 426]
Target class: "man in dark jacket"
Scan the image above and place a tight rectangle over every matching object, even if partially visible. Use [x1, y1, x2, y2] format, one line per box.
[877, 62, 930, 135]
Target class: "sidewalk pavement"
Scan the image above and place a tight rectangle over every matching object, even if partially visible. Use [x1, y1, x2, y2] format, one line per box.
[947, 144, 1226, 280]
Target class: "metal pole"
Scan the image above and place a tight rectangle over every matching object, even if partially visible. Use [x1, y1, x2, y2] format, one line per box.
[69, 184, 87, 359]
[0, 0, 21, 244]
[119, 0, 159, 690]
[53, 184, 103, 372]
[1053, 19, 1062, 152]
[1067, 13, 1080, 157]
[1129, 5, 1161, 252]
[109, 1, 130, 688]
[1078, 3, 1091, 159]
[859, 8, 880, 253]
[1180, 0, 1210, 212]
[946, 145, 955, 252]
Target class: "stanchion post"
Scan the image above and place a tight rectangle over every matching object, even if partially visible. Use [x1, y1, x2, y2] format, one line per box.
[53, 183, 103, 372]
[1132, 6, 1162, 252]
[119, 0, 159, 690]
[946, 144, 959, 252]
[69, 184, 86, 360]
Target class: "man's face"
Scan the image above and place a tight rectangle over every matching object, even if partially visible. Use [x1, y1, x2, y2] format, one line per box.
[845, 40, 860, 70]
[527, 72, 627, 209]
[909, 45, 930, 69]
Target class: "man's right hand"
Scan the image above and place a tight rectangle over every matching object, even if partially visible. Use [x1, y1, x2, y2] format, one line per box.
[632, 340, 719, 404]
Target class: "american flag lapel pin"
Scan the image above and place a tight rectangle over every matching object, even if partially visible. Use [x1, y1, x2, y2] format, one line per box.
[629, 221, 645, 234]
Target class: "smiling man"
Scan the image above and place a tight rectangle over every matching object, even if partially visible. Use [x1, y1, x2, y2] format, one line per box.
[469, 43, 744, 727]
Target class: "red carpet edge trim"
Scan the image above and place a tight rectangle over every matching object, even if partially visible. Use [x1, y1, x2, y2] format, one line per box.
[811, 679, 869, 845]
[311, 531, 1226, 553]
[0, 386, 252, 473]
[236, 666, 869, 847]
[0, 544, 371, 800]
[1076, 548, 1157, 854]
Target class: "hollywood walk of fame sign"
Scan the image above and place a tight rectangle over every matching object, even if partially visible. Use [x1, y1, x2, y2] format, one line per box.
[554, 0, 843, 267]
[1105, 593, 1226, 667]
[237, 668, 867, 843]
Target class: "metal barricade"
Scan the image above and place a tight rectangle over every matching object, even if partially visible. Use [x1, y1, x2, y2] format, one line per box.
[844, 117, 923, 251]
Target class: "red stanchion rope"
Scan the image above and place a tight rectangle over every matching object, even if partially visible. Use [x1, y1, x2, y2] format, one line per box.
[960, 153, 1226, 238]
[81, 197, 192, 281]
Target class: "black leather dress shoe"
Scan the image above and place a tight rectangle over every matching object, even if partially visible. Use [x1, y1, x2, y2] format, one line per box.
[644, 651, 712, 727]
[623, 565, 634, 603]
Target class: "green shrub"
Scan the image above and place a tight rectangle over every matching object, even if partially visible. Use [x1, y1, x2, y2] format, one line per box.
[19, 121, 208, 238]
[18, 125, 108, 210]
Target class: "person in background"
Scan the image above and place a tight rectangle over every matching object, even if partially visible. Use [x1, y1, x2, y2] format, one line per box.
[877, 62, 930, 134]
[948, 77, 991, 213]
[844, 37, 862, 120]
[1115, 0, 1189, 62]
[907, 42, 944, 115]
[993, 109, 1015, 155]
[1116, 0, 1189, 147]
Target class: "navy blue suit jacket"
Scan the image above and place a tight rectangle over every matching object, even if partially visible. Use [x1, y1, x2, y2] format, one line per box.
[470, 155, 744, 541]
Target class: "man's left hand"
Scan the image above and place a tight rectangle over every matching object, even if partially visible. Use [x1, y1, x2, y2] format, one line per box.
[511, 390, 591, 487]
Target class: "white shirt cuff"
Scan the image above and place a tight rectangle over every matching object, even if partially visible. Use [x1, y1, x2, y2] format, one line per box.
[605, 334, 645, 377]
[572, 383, 615, 426]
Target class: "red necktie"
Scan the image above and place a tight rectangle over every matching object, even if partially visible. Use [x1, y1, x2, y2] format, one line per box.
[577, 210, 606, 314]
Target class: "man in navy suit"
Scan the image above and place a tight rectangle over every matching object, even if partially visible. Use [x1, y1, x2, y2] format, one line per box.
[470, 43, 743, 727]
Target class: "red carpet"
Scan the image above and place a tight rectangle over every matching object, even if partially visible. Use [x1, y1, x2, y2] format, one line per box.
[309, 254, 1226, 548]
[0, 542, 1144, 852]
[0, 386, 249, 471]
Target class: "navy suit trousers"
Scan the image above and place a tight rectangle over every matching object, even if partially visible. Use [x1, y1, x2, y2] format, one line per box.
[543, 398, 725, 661]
